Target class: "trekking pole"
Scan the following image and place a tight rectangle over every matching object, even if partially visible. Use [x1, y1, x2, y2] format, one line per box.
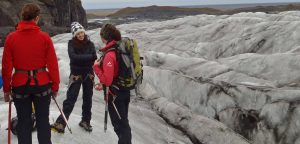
[51, 95, 72, 134]
[32, 102, 35, 113]
[8, 100, 12, 144]
[104, 87, 109, 133]
[112, 96, 121, 120]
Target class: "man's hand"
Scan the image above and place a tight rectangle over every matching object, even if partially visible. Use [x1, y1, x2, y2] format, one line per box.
[95, 83, 103, 91]
[52, 91, 58, 99]
[4, 92, 11, 102]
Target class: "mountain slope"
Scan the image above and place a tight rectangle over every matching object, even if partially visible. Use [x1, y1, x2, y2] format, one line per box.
[108, 5, 222, 19]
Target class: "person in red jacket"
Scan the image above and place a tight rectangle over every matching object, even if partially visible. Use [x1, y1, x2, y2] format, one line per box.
[93, 24, 132, 144]
[2, 3, 60, 144]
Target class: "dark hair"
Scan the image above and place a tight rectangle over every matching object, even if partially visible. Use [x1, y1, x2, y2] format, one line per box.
[100, 24, 121, 42]
[21, 3, 40, 21]
[72, 35, 90, 47]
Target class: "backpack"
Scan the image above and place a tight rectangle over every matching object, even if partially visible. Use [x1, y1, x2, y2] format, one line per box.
[105, 37, 143, 91]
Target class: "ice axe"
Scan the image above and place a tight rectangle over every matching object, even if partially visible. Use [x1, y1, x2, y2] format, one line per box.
[104, 86, 109, 133]
[104, 87, 121, 133]
[51, 95, 72, 134]
[8, 100, 12, 144]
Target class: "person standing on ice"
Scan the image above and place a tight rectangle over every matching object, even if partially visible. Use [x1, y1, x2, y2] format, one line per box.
[93, 24, 132, 144]
[2, 3, 60, 144]
[51, 22, 97, 133]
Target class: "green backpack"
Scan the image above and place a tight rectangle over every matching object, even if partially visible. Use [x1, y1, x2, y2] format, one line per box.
[107, 37, 143, 90]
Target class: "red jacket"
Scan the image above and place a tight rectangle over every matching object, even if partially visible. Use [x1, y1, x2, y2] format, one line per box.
[2, 21, 60, 93]
[93, 40, 119, 87]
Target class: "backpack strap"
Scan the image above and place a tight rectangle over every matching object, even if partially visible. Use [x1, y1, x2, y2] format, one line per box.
[106, 48, 116, 53]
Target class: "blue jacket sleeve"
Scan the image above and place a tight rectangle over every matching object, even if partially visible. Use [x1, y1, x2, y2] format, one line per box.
[0, 76, 3, 89]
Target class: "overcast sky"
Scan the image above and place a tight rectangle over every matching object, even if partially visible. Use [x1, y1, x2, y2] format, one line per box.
[82, 0, 300, 9]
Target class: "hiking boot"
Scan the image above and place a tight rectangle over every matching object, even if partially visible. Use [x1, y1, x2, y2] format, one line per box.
[51, 122, 65, 133]
[79, 120, 93, 132]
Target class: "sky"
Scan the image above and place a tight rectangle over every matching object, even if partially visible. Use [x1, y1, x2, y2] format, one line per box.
[82, 0, 300, 9]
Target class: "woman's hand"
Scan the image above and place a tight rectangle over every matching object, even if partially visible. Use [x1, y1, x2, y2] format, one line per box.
[94, 83, 103, 91]
[94, 59, 101, 66]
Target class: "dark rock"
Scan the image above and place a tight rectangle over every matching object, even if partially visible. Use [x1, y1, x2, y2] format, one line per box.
[0, 0, 87, 47]
[0, 0, 87, 27]
[52, 0, 87, 27]
[0, 27, 15, 47]
[87, 22, 103, 30]
[0, 26, 69, 47]
[40, 26, 69, 37]
[0, 9, 15, 26]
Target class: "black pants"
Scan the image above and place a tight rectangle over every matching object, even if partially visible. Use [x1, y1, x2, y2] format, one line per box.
[13, 85, 52, 144]
[108, 88, 132, 144]
[57, 74, 93, 124]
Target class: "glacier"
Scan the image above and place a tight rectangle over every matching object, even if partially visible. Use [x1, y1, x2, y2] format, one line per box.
[2, 11, 300, 144]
